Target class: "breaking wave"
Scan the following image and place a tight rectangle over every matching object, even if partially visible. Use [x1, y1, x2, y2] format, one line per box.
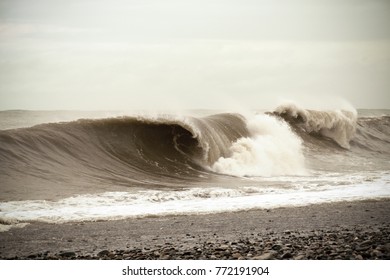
[0, 113, 248, 195]
[211, 114, 306, 177]
[0, 104, 389, 202]
[273, 102, 357, 149]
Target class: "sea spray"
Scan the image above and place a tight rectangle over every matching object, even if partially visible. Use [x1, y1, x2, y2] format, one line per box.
[212, 114, 306, 176]
[274, 102, 357, 149]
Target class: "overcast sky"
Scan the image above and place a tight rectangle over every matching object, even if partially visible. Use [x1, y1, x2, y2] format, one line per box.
[0, 0, 389, 110]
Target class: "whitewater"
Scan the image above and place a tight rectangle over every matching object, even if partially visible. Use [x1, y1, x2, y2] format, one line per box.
[0, 104, 389, 231]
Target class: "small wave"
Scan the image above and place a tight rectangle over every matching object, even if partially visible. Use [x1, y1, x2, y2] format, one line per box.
[0, 217, 29, 232]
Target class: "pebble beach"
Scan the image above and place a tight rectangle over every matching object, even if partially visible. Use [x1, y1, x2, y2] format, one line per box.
[1, 199, 389, 260]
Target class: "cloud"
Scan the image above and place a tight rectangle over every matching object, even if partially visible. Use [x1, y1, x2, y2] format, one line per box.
[1, 38, 389, 110]
[0, 0, 389, 109]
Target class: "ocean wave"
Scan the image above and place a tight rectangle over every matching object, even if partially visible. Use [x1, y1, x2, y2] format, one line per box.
[0, 107, 389, 201]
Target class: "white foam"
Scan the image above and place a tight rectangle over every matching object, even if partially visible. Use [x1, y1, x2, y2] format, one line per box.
[0, 217, 29, 232]
[212, 114, 306, 176]
[0, 173, 388, 228]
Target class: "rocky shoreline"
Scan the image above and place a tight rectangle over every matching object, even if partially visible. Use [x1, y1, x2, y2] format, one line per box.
[12, 225, 390, 260]
[1, 200, 390, 260]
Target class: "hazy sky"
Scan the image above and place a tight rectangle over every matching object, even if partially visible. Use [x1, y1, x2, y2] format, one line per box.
[0, 0, 389, 110]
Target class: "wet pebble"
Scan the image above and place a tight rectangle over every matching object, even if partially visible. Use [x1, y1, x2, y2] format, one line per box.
[6, 224, 390, 260]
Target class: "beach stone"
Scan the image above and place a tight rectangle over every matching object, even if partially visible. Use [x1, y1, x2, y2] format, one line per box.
[97, 250, 110, 257]
[355, 245, 371, 252]
[153, 251, 160, 257]
[371, 250, 383, 258]
[232, 253, 242, 259]
[294, 254, 306, 260]
[59, 251, 76, 258]
[359, 240, 372, 246]
[256, 250, 277, 260]
[305, 249, 315, 258]
[355, 254, 363, 260]
[282, 252, 293, 259]
[219, 244, 229, 250]
[271, 244, 282, 251]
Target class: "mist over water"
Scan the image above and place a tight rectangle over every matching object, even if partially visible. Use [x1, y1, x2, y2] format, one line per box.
[0, 103, 389, 230]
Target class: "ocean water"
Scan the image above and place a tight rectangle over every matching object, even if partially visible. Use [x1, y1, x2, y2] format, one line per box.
[0, 104, 389, 231]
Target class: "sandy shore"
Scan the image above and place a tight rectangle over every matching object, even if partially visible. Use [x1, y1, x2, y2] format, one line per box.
[1, 199, 389, 260]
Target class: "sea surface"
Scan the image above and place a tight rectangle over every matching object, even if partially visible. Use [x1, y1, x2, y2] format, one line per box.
[0, 104, 389, 231]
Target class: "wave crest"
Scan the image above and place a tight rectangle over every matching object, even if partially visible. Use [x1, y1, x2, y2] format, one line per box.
[0, 113, 250, 198]
[212, 114, 306, 177]
[273, 102, 357, 149]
